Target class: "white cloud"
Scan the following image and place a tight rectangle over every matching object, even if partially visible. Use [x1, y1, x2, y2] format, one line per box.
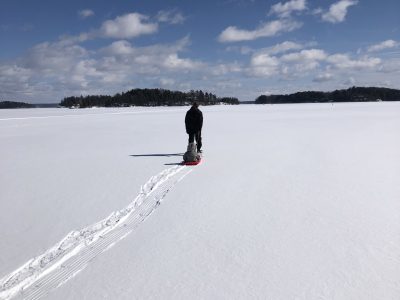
[248, 48, 322, 78]
[313, 73, 333, 82]
[62, 11, 187, 44]
[322, 0, 358, 23]
[102, 40, 135, 55]
[367, 39, 399, 52]
[281, 49, 327, 62]
[218, 19, 302, 42]
[278, 49, 327, 73]
[269, 0, 307, 18]
[100, 36, 201, 74]
[327, 54, 381, 69]
[263, 41, 304, 55]
[246, 47, 384, 79]
[22, 41, 88, 71]
[249, 53, 280, 76]
[156, 9, 185, 24]
[100, 13, 158, 39]
[78, 9, 94, 19]
[70, 59, 103, 85]
[162, 54, 203, 70]
[57, 12, 160, 44]
[105, 42, 201, 75]
[251, 53, 279, 67]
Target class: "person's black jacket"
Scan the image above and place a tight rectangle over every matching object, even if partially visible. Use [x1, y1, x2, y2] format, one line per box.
[185, 106, 203, 134]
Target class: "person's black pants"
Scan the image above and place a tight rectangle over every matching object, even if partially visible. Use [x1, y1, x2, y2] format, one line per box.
[188, 131, 202, 151]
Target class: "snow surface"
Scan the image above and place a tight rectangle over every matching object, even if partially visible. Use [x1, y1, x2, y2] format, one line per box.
[0, 103, 400, 299]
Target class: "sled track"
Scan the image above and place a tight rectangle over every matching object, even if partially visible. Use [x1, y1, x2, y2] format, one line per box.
[0, 165, 193, 300]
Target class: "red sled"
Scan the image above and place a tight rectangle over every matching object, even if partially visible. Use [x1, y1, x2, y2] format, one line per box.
[183, 158, 202, 166]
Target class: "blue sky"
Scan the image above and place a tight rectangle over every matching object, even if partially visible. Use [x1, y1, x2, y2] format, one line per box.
[1, 0, 399, 103]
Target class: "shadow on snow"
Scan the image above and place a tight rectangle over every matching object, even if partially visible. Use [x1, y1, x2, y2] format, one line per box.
[130, 153, 184, 158]
[130, 153, 184, 166]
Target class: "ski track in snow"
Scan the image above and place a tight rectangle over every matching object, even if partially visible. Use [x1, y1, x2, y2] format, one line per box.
[0, 165, 193, 300]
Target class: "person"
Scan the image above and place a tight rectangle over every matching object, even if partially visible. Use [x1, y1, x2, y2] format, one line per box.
[185, 102, 203, 152]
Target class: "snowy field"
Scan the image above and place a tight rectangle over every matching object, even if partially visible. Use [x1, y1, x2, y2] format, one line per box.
[0, 103, 399, 299]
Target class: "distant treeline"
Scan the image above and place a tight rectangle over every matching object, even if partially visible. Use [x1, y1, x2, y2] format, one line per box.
[255, 87, 400, 104]
[60, 89, 239, 108]
[0, 101, 34, 109]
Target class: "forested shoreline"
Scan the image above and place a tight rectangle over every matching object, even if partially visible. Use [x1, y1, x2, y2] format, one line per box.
[255, 87, 400, 104]
[3, 87, 399, 109]
[0, 101, 34, 109]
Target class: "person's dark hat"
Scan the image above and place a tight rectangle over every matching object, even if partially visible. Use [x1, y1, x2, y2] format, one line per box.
[192, 102, 199, 108]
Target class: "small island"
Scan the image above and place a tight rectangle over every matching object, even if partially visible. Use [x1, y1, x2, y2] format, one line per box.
[60, 88, 239, 108]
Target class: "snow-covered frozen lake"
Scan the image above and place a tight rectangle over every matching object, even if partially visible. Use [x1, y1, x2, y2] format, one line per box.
[1, 103, 399, 299]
